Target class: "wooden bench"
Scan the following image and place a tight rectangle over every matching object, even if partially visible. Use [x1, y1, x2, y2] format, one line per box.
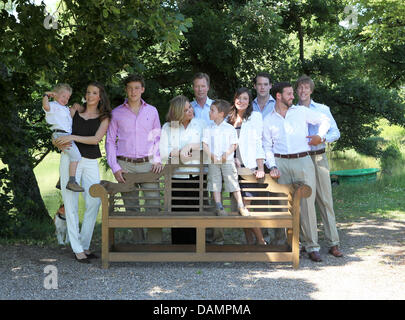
[89, 163, 311, 269]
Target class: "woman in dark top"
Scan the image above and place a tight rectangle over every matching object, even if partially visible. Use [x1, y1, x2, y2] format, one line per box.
[54, 82, 111, 263]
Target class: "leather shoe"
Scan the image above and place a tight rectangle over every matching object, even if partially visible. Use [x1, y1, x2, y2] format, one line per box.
[308, 251, 322, 262]
[85, 252, 99, 259]
[329, 246, 343, 257]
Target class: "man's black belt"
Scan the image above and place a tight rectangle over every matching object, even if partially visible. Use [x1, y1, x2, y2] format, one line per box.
[274, 152, 309, 159]
[308, 149, 326, 156]
[117, 156, 150, 163]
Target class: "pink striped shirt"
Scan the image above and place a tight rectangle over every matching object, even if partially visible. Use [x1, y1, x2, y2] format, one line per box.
[106, 98, 161, 173]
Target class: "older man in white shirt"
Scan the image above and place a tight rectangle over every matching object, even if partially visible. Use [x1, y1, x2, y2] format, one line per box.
[191, 72, 214, 126]
[263, 82, 331, 262]
[296, 75, 343, 258]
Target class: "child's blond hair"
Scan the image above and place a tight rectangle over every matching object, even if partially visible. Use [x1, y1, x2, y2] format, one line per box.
[53, 83, 72, 94]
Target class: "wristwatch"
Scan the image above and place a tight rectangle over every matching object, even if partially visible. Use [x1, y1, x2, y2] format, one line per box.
[43, 93, 50, 98]
[269, 166, 278, 171]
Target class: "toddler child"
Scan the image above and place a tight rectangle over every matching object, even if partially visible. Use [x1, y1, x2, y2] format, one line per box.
[202, 99, 249, 217]
[42, 83, 84, 192]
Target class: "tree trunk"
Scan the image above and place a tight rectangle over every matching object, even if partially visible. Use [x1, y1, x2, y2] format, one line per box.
[5, 149, 52, 225]
[297, 18, 309, 74]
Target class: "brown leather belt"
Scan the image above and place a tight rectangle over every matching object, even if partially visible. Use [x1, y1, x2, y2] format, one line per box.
[117, 156, 150, 163]
[274, 152, 309, 159]
[308, 148, 326, 156]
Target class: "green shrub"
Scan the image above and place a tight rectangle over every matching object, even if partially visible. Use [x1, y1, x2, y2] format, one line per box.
[355, 136, 385, 158]
[380, 142, 403, 175]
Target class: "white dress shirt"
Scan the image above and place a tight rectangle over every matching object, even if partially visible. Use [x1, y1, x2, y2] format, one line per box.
[202, 120, 238, 162]
[305, 100, 340, 151]
[160, 117, 207, 178]
[263, 105, 331, 168]
[191, 97, 214, 126]
[238, 111, 265, 169]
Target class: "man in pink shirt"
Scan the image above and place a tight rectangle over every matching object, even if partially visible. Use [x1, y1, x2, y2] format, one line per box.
[106, 74, 163, 243]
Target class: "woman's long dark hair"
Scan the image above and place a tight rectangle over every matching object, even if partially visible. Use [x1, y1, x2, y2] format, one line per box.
[227, 87, 253, 125]
[82, 81, 112, 121]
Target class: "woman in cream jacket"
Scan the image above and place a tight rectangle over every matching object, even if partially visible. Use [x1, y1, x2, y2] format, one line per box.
[227, 87, 267, 245]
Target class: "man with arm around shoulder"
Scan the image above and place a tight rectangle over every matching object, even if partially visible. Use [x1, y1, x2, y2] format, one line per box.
[262, 82, 331, 262]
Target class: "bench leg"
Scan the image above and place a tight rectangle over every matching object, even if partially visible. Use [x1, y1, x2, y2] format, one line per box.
[196, 227, 206, 254]
[102, 224, 109, 269]
[292, 227, 300, 269]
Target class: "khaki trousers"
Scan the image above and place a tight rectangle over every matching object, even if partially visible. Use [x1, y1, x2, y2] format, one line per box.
[311, 153, 340, 247]
[275, 156, 320, 252]
[118, 160, 162, 243]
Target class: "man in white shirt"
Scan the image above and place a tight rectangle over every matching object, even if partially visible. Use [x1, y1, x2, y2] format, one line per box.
[296, 75, 343, 258]
[252, 72, 276, 119]
[263, 82, 331, 262]
[191, 72, 214, 126]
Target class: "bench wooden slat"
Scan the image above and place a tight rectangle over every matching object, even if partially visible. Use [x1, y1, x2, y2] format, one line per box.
[108, 252, 294, 263]
[112, 243, 290, 253]
[245, 205, 290, 209]
[107, 216, 294, 229]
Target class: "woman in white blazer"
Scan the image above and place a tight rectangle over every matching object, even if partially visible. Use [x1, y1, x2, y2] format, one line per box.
[159, 95, 207, 244]
[228, 87, 267, 245]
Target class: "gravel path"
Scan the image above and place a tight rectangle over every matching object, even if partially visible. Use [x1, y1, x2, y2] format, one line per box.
[1, 218, 404, 300]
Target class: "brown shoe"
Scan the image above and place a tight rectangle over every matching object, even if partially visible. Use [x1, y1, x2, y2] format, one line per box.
[66, 181, 84, 192]
[238, 207, 250, 216]
[329, 245, 343, 257]
[308, 251, 322, 262]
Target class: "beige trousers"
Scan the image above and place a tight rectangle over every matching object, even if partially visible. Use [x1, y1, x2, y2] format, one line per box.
[118, 160, 162, 243]
[275, 156, 320, 252]
[311, 153, 340, 247]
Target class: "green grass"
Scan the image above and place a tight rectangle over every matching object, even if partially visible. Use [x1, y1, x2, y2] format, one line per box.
[331, 170, 405, 222]
[328, 121, 405, 222]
